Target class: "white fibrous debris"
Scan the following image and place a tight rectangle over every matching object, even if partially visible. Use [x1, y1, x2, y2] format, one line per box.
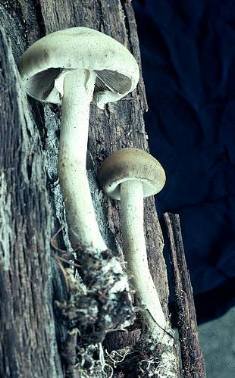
[0, 172, 11, 271]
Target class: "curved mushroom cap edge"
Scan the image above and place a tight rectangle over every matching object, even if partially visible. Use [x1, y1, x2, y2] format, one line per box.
[98, 148, 166, 200]
[19, 27, 140, 108]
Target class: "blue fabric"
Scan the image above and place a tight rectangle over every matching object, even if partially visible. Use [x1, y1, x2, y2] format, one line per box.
[133, 0, 235, 320]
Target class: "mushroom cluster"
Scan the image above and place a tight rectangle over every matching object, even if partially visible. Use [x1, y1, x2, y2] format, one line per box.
[19, 27, 139, 251]
[20, 27, 167, 340]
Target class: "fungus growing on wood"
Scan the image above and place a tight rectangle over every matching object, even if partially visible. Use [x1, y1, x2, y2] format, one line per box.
[98, 148, 167, 333]
[19, 27, 139, 250]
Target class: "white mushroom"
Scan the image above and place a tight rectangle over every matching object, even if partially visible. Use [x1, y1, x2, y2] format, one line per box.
[98, 148, 167, 334]
[19, 27, 139, 250]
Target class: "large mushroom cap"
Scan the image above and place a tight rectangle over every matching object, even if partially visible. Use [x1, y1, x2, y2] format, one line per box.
[98, 148, 166, 200]
[19, 27, 139, 108]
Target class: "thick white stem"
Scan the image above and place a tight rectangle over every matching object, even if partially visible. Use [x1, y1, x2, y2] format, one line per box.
[58, 69, 107, 251]
[120, 180, 167, 335]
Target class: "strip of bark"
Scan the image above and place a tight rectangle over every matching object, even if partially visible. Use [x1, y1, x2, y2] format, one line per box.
[0, 27, 62, 378]
[164, 213, 206, 378]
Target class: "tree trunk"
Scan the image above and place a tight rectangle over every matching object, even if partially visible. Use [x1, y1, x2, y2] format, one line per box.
[0, 1, 184, 377]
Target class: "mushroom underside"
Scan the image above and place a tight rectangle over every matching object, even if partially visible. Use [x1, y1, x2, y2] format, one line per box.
[23, 68, 132, 103]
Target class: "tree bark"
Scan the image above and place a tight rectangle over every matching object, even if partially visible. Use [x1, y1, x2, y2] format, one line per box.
[0, 1, 182, 377]
[0, 27, 61, 378]
[164, 213, 206, 378]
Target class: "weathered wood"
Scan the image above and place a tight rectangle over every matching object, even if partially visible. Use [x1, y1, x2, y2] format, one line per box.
[0, 28, 62, 378]
[0, 1, 179, 376]
[164, 213, 206, 378]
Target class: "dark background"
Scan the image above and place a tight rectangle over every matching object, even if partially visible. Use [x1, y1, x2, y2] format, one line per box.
[133, 0, 235, 323]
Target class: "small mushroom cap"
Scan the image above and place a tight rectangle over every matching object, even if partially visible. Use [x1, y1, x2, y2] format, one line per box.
[19, 27, 139, 109]
[98, 148, 166, 200]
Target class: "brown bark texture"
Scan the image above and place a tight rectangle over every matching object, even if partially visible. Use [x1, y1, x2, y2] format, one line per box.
[164, 213, 206, 378]
[0, 25, 61, 377]
[0, 1, 182, 377]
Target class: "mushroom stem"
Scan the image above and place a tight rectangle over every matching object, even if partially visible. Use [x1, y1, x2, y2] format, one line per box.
[58, 69, 107, 251]
[120, 179, 167, 333]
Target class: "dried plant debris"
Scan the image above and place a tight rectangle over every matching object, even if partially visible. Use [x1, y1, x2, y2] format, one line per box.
[56, 248, 134, 340]
[53, 253, 178, 377]
[52, 241, 177, 377]
[104, 335, 176, 378]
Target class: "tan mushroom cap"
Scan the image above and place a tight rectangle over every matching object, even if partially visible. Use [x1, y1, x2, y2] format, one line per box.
[98, 148, 166, 200]
[19, 27, 139, 108]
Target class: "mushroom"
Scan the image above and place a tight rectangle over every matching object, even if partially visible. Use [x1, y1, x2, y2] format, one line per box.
[19, 27, 139, 250]
[98, 148, 167, 333]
